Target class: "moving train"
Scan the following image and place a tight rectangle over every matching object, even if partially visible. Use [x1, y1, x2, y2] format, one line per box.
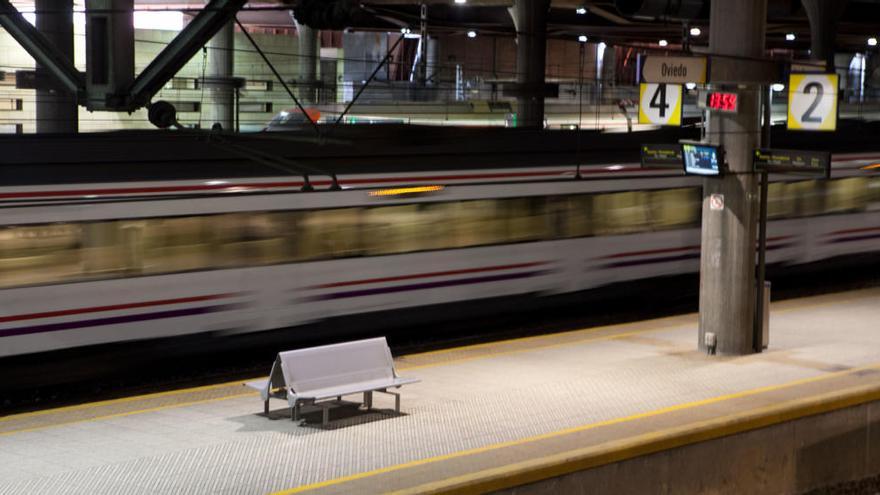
[1, 147, 878, 357]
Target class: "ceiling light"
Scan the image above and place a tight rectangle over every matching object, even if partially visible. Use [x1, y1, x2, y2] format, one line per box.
[575, 7, 587, 14]
[578, 35, 588, 43]
[454, 0, 467, 4]
[869, 37, 878, 47]
[771, 83, 785, 92]
[689, 27, 701, 37]
[785, 33, 796, 41]
[467, 30, 477, 38]
[685, 82, 696, 90]
[401, 28, 410, 34]
[658, 39, 668, 47]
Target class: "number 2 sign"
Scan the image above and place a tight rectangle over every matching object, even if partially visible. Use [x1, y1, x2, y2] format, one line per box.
[787, 73, 838, 131]
[639, 83, 682, 126]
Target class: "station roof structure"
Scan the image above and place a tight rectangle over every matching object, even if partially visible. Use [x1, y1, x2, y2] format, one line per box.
[121, 0, 880, 51]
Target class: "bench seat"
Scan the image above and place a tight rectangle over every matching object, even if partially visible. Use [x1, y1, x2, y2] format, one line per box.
[245, 337, 418, 426]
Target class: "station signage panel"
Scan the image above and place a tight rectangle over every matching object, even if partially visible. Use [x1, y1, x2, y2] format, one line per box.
[682, 143, 723, 176]
[638, 83, 682, 126]
[640, 143, 683, 168]
[787, 73, 839, 131]
[641, 56, 707, 84]
[753, 148, 831, 178]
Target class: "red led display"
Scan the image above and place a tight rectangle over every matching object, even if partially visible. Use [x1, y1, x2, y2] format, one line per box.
[707, 91, 738, 112]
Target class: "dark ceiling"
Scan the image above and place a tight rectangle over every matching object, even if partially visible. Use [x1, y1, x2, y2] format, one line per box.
[263, 0, 880, 52]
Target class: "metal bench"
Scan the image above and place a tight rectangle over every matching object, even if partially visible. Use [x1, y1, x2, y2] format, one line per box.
[245, 337, 419, 426]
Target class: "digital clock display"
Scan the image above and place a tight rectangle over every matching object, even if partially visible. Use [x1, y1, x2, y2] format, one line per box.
[706, 91, 738, 113]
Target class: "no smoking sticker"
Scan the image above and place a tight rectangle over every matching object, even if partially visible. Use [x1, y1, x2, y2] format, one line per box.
[709, 193, 724, 211]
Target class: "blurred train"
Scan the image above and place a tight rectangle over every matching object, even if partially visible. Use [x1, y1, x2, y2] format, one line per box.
[1, 153, 879, 357]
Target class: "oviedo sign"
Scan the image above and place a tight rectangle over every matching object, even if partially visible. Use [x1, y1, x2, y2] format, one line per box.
[641, 56, 708, 84]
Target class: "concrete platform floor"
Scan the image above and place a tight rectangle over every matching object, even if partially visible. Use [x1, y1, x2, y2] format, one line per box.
[1, 288, 879, 494]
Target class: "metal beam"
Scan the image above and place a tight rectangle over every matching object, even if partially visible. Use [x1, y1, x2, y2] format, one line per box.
[127, 0, 247, 109]
[0, 0, 84, 96]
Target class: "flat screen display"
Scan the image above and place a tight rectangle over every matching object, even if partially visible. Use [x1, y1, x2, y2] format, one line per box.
[682, 143, 722, 176]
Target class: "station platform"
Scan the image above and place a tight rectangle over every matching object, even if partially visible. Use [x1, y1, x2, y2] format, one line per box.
[2, 287, 880, 494]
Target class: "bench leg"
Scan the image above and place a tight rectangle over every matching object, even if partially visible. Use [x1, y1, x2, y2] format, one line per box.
[264, 400, 269, 415]
[292, 401, 301, 422]
[322, 404, 329, 427]
[363, 391, 373, 410]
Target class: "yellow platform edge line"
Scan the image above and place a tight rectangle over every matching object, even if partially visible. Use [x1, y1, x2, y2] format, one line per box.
[271, 362, 880, 495]
[392, 381, 880, 495]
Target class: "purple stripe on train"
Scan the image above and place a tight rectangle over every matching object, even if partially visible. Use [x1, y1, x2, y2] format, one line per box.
[602, 243, 795, 269]
[308, 270, 551, 302]
[0, 304, 238, 338]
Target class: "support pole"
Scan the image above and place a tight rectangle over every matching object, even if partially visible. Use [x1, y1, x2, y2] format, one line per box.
[510, 0, 549, 128]
[293, 17, 318, 104]
[35, 0, 77, 133]
[753, 85, 772, 352]
[205, 20, 234, 130]
[801, 0, 846, 73]
[697, 0, 767, 355]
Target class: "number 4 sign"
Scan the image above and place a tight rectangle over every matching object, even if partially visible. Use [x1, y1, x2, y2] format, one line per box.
[787, 73, 838, 131]
[639, 83, 682, 126]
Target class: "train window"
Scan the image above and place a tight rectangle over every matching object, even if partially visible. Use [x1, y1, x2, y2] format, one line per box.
[824, 177, 869, 214]
[790, 181, 825, 217]
[593, 191, 651, 235]
[140, 216, 216, 274]
[362, 204, 446, 255]
[446, 199, 509, 248]
[0, 223, 83, 288]
[504, 197, 551, 242]
[767, 182, 796, 220]
[295, 208, 363, 260]
[560, 195, 594, 238]
[869, 178, 880, 209]
[647, 188, 701, 230]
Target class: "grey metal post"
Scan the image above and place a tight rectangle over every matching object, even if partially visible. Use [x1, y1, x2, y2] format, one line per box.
[697, 0, 767, 355]
[510, 0, 549, 128]
[206, 20, 234, 130]
[293, 17, 318, 104]
[801, 0, 846, 73]
[35, 0, 77, 133]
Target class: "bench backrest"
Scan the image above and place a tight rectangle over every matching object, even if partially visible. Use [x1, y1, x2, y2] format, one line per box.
[278, 337, 396, 395]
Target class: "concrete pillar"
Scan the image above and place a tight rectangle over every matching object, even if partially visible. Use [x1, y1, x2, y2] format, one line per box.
[697, 0, 767, 355]
[510, 0, 549, 128]
[425, 36, 438, 86]
[801, 0, 847, 72]
[293, 18, 319, 104]
[205, 21, 234, 130]
[35, 0, 77, 133]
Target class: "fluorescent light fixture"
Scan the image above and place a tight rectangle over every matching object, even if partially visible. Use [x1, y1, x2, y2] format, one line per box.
[689, 27, 701, 37]
[578, 35, 588, 43]
[771, 83, 785, 92]
[467, 30, 477, 38]
[785, 33, 796, 41]
[869, 37, 878, 47]
[134, 11, 184, 31]
[575, 7, 587, 14]
[454, 0, 467, 4]
[658, 39, 668, 47]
